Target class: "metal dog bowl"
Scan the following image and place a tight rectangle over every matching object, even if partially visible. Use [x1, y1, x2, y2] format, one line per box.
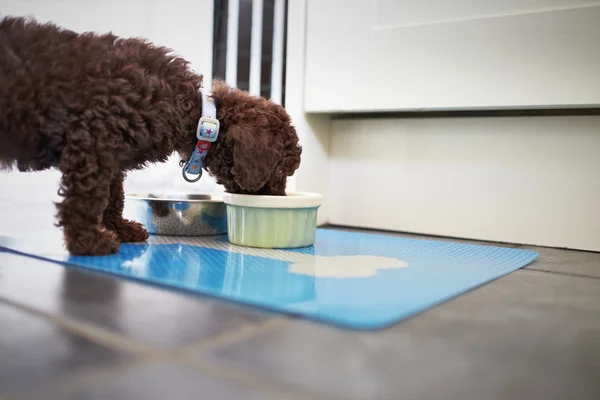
[126, 193, 227, 236]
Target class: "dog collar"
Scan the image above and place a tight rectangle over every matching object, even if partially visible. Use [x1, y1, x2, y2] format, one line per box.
[180, 91, 220, 183]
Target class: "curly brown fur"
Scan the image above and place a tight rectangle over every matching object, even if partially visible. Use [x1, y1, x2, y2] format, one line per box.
[199, 80, 302, 196]
[0, 16, 301, 255]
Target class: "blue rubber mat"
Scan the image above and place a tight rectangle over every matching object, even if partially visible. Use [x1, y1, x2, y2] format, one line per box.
[0, 228, 538, 330]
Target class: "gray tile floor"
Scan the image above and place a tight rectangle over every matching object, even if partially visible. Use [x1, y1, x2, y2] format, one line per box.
[0, 218, 599, 399]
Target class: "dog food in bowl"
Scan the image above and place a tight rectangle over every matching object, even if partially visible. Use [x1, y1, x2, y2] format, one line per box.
[126, 193, 227, 236]
[222, 192, 324, 248]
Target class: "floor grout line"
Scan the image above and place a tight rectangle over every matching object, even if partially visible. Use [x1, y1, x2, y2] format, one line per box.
[0, 295, 313, 400]
[15, 326, 327, 400]
[18, 353, 328, 400]
[177, 318, 330, 400]
[524, 267, 600, 280]
[13, 360, 152, 400]
[0, 295, 288, 357]
[175, 317, 289, 355]
[0, 295, 160, 356]
[181, 357, 331, 400]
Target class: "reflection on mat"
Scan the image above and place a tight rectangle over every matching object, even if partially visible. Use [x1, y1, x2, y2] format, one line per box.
[0, 229, 538, 329]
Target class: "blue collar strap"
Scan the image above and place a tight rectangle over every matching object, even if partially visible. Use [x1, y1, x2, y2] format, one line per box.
[181, 91, 220, 183]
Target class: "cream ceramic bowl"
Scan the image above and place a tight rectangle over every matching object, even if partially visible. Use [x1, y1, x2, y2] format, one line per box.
[222, 192, 324, 248]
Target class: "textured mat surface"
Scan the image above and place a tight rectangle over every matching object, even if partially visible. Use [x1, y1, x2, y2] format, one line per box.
[0, 228, 538, 330]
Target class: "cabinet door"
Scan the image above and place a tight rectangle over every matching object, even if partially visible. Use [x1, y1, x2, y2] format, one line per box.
[304, 0, 600, 112]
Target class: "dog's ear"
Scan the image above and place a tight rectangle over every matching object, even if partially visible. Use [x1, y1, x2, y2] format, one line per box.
[226, 122, 281, 193]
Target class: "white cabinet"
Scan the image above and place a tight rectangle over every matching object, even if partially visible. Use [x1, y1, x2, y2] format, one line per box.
[304, 0, 600, 112]
[287, 0, 600, 251]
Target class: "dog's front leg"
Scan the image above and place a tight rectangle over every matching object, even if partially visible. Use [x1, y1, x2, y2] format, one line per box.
[55, 127, 119, 255]
[103, 171, 149, 243]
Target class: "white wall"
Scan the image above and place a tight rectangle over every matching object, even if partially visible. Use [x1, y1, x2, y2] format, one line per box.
[0, 0, 219, 208]
[328, 115, 600, 251]
[283, 0, 331, 225]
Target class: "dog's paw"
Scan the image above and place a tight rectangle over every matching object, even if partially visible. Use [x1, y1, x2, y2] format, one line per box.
[112, 220, 149, 243]
[65, 228, 120, 256]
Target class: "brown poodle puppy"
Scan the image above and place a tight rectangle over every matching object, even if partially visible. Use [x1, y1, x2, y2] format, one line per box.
[0, 16, 301, 255]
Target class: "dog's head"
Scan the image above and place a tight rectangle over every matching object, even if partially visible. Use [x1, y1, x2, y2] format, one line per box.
[180, 80, 301, 195]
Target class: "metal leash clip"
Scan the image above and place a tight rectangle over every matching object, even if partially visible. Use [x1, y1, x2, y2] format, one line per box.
[179, 159, 202, 183]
